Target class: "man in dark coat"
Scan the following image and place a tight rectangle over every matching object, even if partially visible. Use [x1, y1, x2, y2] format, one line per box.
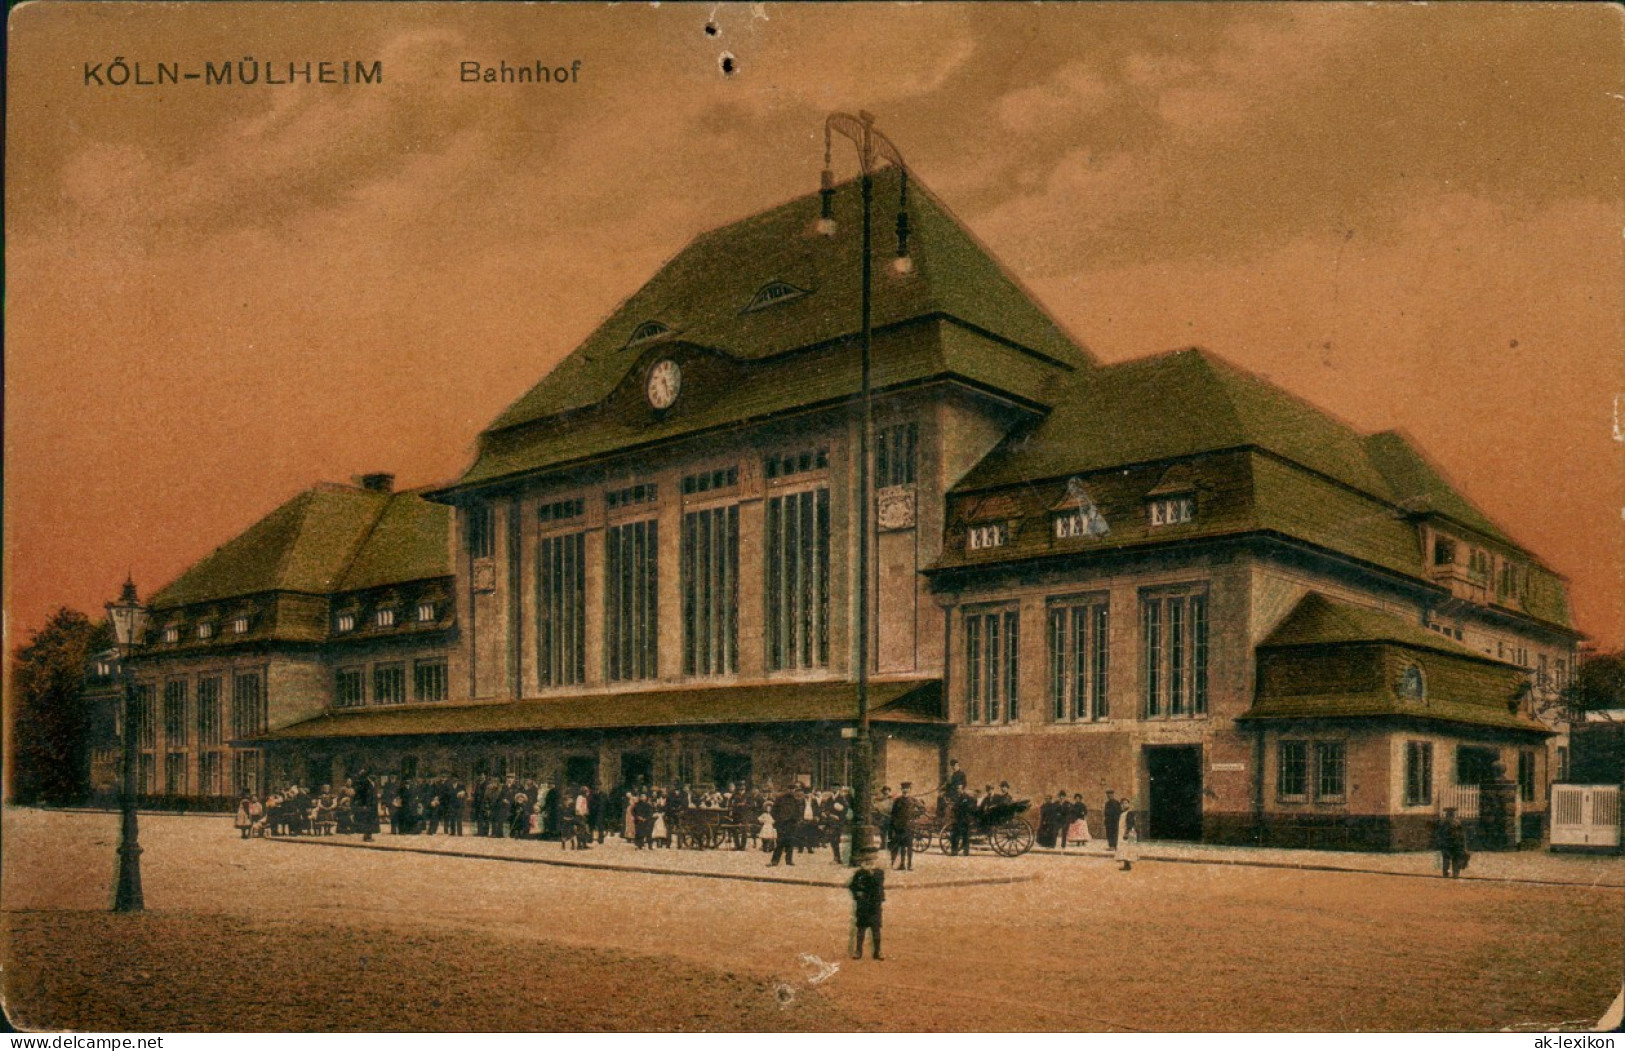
[848, 859, 886, 960]
[487, 776, 511, 838]
[632, 793, 654, 850]
[1103, 789, 1123, 851]
[472, 776, 490, 837]
[950, 787, 975, 856]
[1036, 793, 1059, 850]
[888, 783, 919, 870]
[1436, 808, 1470, 878]
[352, 769, 380, 842]
[941, 759, 968, 798]
[769, 786, 802, 866]
[444, 778, 466, 836]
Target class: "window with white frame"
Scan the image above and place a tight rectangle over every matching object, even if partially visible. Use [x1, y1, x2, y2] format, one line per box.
[1404, 741, 1434, 806]
[375, 608, 396, 628]
[197, 622, 214, 640]
[1142, 591, 1209, 717]
[163, 626, 180, 644]
[1049, 597, 1109, 722]
[231, 616, 250, 635]
[335, 612, 356, 633]
[1149, 496, 1194, 527]
[1315, 742, 1346, 800]
[1278, 740, 1308, 800]
[965, 608, 1020, 724]
[967, 523, 1006, 550]
[416, 602, 436, 623]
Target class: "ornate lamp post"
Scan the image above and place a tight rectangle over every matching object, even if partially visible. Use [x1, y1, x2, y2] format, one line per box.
[106, 576, 150, 912]
[821, 112, 912, 865]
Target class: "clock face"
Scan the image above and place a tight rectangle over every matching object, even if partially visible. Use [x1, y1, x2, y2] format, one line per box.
[647, 358, 681, 410]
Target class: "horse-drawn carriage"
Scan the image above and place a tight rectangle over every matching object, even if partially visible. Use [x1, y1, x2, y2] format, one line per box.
[671, 806, 751, 850]
[909, 796, 1036, 857]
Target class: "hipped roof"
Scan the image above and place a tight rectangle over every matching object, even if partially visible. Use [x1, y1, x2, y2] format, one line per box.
[256, 679, 944, 742]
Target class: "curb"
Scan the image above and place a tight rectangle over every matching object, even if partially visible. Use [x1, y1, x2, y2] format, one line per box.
[266, 836, 1035, 891]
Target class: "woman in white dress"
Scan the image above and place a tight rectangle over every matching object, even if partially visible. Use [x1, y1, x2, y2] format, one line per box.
[623, 791, 636, 842]
[1115, 798, 1138, 871]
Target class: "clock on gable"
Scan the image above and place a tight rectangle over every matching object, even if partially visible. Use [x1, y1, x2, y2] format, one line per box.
[646, 359, 681, 410]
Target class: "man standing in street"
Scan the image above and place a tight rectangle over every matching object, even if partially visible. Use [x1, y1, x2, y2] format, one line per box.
[950, 786, 974, 856]
[888, 783, 918, 870]
[769, 785, 801, 867]
[1436, 807, 1470, 878]
[848, 857, 886, 961]
[352, 768, 379, 843]
[1103, 789, 1123, 852]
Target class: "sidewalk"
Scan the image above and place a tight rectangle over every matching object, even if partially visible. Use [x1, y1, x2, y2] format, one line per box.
[263, 825, 1624, 889]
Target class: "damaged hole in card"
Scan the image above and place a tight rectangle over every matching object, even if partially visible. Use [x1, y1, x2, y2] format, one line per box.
[705, 22, 719, 37]
[719, 52, 736, 76]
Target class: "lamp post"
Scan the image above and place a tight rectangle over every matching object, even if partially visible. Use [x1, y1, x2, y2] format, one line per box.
[106, 576, 150, 913]
[822, 112, 911, 865]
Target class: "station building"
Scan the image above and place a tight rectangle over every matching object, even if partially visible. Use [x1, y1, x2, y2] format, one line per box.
[109, 167, 1580, 848]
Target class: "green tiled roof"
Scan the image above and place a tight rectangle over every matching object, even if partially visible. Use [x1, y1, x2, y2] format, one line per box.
[258, 678, 943, 741]
[1260, 592, 1489, 661]
[454, 318, 1067, 489]
[956, 348, 1393, 497]
[1363, 431, 1513, 546]
[1241, 593, 1550, 734]
[487, 169, 1089, 433]
[151, 485, 451, 609]
[445, 171, 1090, 491]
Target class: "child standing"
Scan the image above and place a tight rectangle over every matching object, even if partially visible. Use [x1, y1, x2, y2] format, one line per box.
[758, 807, 776, 854]
[848, 858, 886, 960]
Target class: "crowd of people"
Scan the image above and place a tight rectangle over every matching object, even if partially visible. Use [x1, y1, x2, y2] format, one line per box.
[231, 760, 1142, 869]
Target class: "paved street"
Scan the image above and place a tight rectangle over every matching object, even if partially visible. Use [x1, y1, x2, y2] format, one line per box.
[3, 808, 1620, 1032]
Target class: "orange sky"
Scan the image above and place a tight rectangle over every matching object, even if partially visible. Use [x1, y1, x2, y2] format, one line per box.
[6, 3, 1623, 649]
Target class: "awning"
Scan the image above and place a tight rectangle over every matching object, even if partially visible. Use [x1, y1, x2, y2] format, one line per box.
[253, 678, 944, 742]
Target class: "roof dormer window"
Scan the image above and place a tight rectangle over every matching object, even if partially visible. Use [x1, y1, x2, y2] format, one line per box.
[231, 616, 250, 635]
[196, 622, 214, 640]
[744, 281, 808, 312]
[1149, 496, 1194, 527]
[626, 320, 672, 347]
[163, 626, 180, 644]
[968, 524, 1007, 551]
[375, 608, 396, 628]
[336, 612, 356, 634]
[416, 602, 437, 623]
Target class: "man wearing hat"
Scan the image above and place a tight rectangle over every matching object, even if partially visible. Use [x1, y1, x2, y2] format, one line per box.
[887, 782, 919, 870]
[1103, 789, 1123, 851]
[1436, 807, 1470, 878]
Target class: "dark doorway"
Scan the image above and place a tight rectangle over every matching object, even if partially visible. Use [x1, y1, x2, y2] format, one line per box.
[1456, 745, 1498, 786]
[305, 753, 333, 788]
[712, 752, 752, 789]
[1146, 745, 1203, 841]
[565, 755, 600, 790]
[620, 752, 653, 789]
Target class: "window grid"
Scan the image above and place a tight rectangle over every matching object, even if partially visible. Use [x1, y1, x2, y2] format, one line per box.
[682, 504, 740, 676]
[763, 447, 829, 481]
[1404, 741, 1434, 806]
[164, 752, 187, 795]
[414, 659, 449, 703]
[163, 680, 189, 747]
[876, 423, 918, 488]
[135, 684, 157, 750]
[468, 504, 495, 559]
[1049, 600, 1110, 721]
[1518, 749, 1536, 803]
[1143, 593, 1208, 718]
[197, 677, 223, 748]
[199, 751, 225, 796]
[765, 488, 830, 671]
[606, 518, 660, 681]
[538, 531, 587, 687]
[373, 663, 407, 706]
[966, 609, 1019, 725]
[335, 668, 365, 708]
[681, 468, 739, 495]
[231, 673, 266, 739]
[1278, 741, 1308, 799]
[1315, 741, 1346, 800]
[537, 497, 585, 524]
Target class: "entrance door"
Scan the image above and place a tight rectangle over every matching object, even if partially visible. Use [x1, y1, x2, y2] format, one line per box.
[1146, 745, 1203, 841]
[712, 752, 752, 790]
[565, 755, 600, 790]
[620, 752, 653, 789]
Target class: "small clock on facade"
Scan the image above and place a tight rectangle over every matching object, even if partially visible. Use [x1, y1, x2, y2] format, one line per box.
[646, 358, 682, 410]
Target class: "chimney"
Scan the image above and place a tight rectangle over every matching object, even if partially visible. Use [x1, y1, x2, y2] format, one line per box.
[357, 473, 395, 493]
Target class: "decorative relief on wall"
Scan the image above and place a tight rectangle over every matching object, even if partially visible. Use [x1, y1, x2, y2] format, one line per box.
[876, 485, 916, 531]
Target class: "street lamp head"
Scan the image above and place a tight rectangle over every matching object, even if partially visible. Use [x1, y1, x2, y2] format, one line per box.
[106, 577, 151, 649]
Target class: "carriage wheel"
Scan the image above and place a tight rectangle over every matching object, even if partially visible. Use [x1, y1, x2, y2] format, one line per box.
[938, 829, 956, 854]
[990, 819, 1035, 857]
[912, 829, 934, 854]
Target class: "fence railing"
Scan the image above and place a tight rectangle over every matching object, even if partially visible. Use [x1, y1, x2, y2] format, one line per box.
[1551, 784, 1621, 849]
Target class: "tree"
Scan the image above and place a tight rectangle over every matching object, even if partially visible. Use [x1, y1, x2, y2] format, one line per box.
[9, 607, 110, 805]
[1558, 650, 1625, 723]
